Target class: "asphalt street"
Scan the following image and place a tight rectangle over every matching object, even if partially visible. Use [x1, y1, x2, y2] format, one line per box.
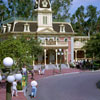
[26, 71, 100, 100]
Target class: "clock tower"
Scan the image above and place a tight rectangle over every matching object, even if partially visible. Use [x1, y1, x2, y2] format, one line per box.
[34, 0, 53, 32]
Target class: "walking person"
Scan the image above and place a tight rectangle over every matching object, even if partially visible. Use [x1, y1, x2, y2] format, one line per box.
[31, 68, 35, 79]
[30, 78, 38, 98]
[41, 65, 45, 75]
[38, 68, 41, 75]
[12, 80, 18, 97]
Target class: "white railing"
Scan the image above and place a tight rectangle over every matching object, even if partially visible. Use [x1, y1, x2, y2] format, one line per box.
[41, 41, 68, 46]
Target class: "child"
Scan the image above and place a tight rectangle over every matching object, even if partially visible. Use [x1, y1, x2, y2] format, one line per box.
[38, 68, 41, 75]
[31, 79, 38, 98]
[12, 80, 18, 97]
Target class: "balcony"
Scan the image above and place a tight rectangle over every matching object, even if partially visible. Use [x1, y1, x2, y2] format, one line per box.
[57, 41, 68, 45]
[41, 40, 68, 47]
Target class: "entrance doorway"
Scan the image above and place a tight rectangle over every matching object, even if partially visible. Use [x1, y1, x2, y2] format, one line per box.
[46, 49, 56, 64]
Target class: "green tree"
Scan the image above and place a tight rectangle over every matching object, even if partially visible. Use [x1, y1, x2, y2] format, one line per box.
[71, 5, 85, 34]
[0, 36, 43, 69]
[0, 0, 9, 26]
[83, 33, 100, 59]
[96, 16, 100, 32]
[0, 37, 27, 69]
[86, 5, 98, 35]
[70, 5, 99, 35]
[1, 0, 73, 21]
[7, 0, 34, 18]
[51, 0, 73, 20]
[19, 36, 43, 65]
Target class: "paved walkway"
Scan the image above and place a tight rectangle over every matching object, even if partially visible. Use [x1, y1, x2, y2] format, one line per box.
[0, 68, 86, 100]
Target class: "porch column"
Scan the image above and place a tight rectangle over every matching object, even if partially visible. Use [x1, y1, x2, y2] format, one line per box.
[56, 37, 57, 45]
[65, 49, 68, 64]
[71, 37, 74, 63]
[75, 50, 78, 61]
[66, 49, 70, 68]
[32, 55, 35, 69]
[55, 49, 58, 65]
[68, 37, 71, 63]
[84, 50, 86, 59]
[45, 38, 46, 46]
[44, 49, 46, 65]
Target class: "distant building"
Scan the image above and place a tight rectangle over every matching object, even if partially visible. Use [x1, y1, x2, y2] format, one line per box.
[0, 0, 90, 65]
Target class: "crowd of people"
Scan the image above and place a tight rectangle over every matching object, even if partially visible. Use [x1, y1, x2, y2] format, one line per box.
[69, 59, 94, 70]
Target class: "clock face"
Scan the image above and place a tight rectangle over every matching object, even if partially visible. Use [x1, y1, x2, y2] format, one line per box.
[42, 0, 48, 7]
[40, 0, 50, 8]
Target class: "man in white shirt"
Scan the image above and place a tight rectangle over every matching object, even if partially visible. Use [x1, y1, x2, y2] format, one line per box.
[22, 65, 27, 75]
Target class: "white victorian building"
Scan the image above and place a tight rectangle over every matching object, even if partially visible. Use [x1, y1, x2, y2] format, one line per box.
[0, 0, 90, 65]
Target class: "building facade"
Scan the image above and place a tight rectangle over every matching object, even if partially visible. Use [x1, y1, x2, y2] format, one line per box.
[0, 0, 90, 65]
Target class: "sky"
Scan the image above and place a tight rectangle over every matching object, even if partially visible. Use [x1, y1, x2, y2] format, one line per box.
[69, 0, 100, 15]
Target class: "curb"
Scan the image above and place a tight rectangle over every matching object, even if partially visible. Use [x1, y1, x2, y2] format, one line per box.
[39, 71, 80, 80]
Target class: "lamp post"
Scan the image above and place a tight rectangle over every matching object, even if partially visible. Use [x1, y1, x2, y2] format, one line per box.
[58, 49, 63, 73]
[0, 57, 22, 100]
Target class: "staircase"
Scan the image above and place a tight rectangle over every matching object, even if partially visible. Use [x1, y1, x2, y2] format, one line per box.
[34, 64, 69, 70]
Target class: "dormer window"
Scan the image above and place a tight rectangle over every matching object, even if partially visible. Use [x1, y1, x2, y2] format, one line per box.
[2, 25, 6, 33]
[60, 24, 65, 33]
[24, 23, 30, 32]
[43, 16, 47, 24]
[7, 24, 11, 32]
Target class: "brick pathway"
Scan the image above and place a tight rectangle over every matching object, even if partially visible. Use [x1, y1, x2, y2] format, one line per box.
[0, 68, 84, 100]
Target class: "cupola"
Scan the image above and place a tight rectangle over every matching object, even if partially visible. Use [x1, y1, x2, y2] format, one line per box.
[34, 0, 53, 32]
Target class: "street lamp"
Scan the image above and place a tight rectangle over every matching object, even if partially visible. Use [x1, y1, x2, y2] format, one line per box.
[57, 49, 64, 73]
[0, 57, 22, 100]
